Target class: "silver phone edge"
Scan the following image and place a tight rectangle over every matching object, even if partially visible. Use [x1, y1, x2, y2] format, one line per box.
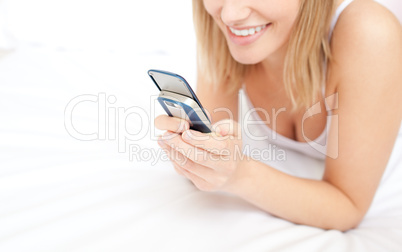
[159, 90, 212, 131]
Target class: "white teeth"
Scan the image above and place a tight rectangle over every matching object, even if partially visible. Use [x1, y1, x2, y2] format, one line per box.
[229, 24, 267, 37]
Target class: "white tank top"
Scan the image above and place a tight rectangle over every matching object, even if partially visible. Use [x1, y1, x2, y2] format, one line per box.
[238, 0, 402, 181]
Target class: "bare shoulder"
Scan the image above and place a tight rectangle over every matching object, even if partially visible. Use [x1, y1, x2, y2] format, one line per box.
[328, 0, 402, 93]
[334, 0, 402, 40]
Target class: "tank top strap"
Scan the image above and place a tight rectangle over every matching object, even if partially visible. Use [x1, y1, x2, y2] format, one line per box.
[329, 0, 355, 39]
[324, 0, 355, 101]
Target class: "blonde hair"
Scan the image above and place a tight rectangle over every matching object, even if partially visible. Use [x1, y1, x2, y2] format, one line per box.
[192, 0, 336, 110]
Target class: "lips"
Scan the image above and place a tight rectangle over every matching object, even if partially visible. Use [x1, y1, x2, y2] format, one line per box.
[226, 23, 271, 46]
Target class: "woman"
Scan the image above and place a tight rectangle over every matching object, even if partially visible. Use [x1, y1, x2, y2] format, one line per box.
[156, 0, 402, 231]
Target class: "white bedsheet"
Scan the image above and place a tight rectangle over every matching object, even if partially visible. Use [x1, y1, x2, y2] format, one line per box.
[1, 43, 402, 252]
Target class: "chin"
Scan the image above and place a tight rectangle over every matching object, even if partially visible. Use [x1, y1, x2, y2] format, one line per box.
[229, 49, 264, 65]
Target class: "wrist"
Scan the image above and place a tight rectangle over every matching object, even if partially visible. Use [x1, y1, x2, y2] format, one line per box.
[221, 156, 254, 195]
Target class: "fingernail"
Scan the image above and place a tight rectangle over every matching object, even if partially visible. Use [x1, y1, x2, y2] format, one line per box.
[162, 131, 174, 140]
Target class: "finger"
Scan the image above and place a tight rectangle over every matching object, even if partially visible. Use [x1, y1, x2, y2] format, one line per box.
[162, 142, 218, 181]
[157, 136, 169, 153]
[160, 138, 229, 191]
[161, 142, 188, 167]
[213, 119, 241, 137]
[180, 169, 216, 192]
[161, 131, 181, 142]
[162, 132, 224, 169]
[158, 137, 187, 176]
[173, 163, 185, 176]
[155, 114, 189, 133]
[181, 129, 236, 155]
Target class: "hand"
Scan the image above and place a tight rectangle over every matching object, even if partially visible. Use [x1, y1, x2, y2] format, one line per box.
[154, 114, 190, 134]
[154, 115, 191, 176]
[156, 117, 243, 192]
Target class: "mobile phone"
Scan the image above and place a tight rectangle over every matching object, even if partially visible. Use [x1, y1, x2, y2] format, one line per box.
[148, 69, 212, 133]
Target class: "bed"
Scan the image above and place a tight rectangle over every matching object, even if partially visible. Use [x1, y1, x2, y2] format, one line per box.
[1, 0, 402, 251]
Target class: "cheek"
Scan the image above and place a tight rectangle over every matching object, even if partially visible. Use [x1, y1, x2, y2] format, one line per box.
[202, 0, 227, 37]
[269, 5, 300, 43]
[275, 18, 297, 39]
[202, 0, 220, 18]
[285, 2, 300, 29]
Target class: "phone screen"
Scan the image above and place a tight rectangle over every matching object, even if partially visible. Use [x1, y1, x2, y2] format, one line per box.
[148, 70, 195, 99]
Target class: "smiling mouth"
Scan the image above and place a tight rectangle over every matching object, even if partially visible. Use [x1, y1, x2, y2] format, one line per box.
[229, 24, 268, 37]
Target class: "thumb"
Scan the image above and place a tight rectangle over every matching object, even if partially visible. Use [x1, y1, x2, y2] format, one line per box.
[212, 119, 241, 137]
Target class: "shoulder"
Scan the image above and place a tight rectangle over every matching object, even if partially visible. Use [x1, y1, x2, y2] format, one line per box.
[328, 0, 402, 93]
[334, 0, 401, 40]
[331, 0, 402, 60]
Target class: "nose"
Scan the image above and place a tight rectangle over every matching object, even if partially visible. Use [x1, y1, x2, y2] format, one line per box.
[220, 0, 252, 27]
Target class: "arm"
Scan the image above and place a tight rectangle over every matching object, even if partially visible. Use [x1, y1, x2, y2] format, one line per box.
[157, 2, 402, 231]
